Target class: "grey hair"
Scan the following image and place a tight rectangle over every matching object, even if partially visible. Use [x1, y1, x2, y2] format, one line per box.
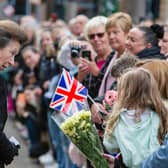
[84, 16, 107, 40]
[164, 24, 168, 33]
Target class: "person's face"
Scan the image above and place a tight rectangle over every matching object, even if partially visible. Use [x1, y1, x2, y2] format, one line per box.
[125, 27, 146, 55]
[41, 31, 53, 49]
[159, 31, 168, 56]
[107, 25, 127, 52]
[25, 28, 34, 42]
[0, 39, 20, 71]
[88, 25, 109, 55]
[24, 89, 32, 101]
[22, 50, 40, 69]
[74, 17, 87, 36]
[24, 89, 35, 104]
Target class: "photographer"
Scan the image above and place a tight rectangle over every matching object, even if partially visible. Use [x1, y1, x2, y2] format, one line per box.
[0, 20, 27, 167]
[70, 39, 96, 69]
[78, 16, 113, 99]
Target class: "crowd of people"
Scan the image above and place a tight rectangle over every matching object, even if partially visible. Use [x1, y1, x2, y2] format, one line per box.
[1, 11, 168, 168]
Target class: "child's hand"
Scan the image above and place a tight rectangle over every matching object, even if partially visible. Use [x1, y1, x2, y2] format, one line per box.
[103, 153, 115, 168]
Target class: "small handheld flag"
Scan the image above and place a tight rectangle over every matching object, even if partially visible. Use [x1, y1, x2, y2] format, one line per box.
[50, 69, 88, 116]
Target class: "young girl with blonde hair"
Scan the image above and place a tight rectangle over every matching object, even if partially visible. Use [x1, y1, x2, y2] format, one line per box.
[103, 68, 168, 168]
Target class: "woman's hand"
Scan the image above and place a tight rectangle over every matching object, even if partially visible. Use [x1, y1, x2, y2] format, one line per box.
[81, 57, 99, 76]
[103, 153, 115, 168]
[77, 63, 88, 82]
[69, 40, 86, 50]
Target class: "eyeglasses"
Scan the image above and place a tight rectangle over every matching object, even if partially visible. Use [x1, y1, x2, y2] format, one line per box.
[88, 32, 105, 40]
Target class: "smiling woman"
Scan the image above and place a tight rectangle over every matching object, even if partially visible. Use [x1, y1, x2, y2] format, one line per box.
[0, 39, 21, 71]
[0, 20, 27, 168]
[0, 20, 27, 70]
[125, 24, 165, 60]
[80, 16, 113, 99]
[159, 25, 168, 59]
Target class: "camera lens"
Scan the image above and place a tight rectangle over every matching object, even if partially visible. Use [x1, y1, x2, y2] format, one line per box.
[71, 49, 80, 58]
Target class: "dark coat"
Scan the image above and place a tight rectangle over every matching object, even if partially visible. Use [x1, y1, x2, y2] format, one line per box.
[83, 51, 115, 99]
[137, 46, 166, 60]
[0, 75, 18, 167]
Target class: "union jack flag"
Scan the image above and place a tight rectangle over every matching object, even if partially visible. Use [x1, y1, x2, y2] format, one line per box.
[49, 69, 88, 116]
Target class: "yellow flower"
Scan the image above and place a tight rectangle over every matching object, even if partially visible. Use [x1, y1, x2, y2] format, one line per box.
[61, 110, 92, 142]
[59, 110, 109, 168]
[78, 120, 86, 129]
[85, 123, 91, 129]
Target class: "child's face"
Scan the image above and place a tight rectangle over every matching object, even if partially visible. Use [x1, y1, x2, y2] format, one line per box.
[24, 89, 34, 104]
[22, 50, 40, 69]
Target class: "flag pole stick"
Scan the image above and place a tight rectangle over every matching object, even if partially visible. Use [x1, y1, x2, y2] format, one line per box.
[87, 94, 102, 112]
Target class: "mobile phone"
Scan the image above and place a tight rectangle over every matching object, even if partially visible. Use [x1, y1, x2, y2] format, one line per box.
[81, 50, 91, 61]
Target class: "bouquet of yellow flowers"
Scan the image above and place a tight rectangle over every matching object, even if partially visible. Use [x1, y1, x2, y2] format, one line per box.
[60, 110, 109, 168]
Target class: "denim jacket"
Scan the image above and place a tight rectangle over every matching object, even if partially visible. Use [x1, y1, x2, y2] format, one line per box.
[141, 134, 168, 168]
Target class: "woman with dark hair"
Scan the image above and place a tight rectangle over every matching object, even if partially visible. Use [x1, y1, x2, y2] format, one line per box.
[126, 24, 165, 60]
[159, 25, 168, 60]
[0, 20, 27, 167]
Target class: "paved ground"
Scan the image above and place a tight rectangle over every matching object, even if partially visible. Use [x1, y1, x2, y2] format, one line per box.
[4, 117, 42, 168]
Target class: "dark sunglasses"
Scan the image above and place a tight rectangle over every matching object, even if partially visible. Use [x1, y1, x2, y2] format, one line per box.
[88, 32, 105, 40]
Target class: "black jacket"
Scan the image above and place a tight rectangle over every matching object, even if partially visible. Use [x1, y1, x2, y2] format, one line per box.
[137, 46, 166, 60]
[0, 75, 18, 167]
[83, 51, 115, 99]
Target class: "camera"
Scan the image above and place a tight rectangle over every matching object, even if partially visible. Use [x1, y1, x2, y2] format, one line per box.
[70, 46, 81, 58]
[71, 46, 92, 61]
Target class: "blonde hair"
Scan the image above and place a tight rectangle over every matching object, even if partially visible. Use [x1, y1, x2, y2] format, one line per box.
[105, 68, 168, 144]
[136, 59, 168, 99]
[106, 12, 132, 34]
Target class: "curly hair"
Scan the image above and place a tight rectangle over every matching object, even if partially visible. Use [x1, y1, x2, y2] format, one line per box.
[111, 53, 139, 78]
